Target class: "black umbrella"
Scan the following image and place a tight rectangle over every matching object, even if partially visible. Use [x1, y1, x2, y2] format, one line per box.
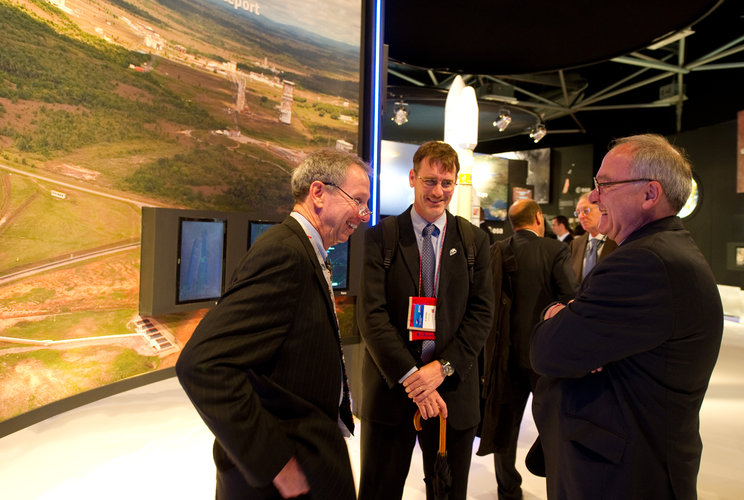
[414, 410, 452, 500]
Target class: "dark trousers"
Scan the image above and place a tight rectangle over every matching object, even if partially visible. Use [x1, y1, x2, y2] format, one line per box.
[358, 416, 477, 500]
[493, 364, 539, 500]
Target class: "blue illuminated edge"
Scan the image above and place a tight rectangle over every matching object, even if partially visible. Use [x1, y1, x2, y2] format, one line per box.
[369, 0, 382, 227]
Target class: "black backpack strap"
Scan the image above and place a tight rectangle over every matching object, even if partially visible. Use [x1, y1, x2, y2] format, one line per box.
[456, 216, 476, 284]
[383, 214, 475, 282]
[381, 215, 399, 270]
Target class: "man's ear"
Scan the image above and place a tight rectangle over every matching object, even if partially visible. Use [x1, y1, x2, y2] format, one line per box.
[308, 180, 326, 208]
[641, 180, 663, 210]
[409, 169, 416, 188]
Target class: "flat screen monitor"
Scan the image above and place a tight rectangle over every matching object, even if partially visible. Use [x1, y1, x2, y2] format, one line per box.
[249, 221, 278, 248]
[327, 240, 350, 291]
[176, 217, 227, 304]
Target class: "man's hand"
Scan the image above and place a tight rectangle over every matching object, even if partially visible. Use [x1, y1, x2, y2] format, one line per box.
[543, 302, 566, 320]
[416, 390, 448, 419]
[403, 361, 445, 403]
[273, 456, 310, 498]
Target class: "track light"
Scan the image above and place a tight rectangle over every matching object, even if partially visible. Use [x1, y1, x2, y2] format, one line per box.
[492, 109, 512, 132]
[392, 100, 409, 126]
[529, 123, 546, 143]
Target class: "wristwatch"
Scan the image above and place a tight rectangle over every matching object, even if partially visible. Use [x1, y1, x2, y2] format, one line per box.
[439, 359, 454, 377]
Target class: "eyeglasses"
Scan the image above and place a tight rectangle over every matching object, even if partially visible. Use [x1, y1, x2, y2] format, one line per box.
[593, 177, 653, 195]
[324, 182, 373, 218]
[574, 207, 595, 217]
[417, 176, 457, 190]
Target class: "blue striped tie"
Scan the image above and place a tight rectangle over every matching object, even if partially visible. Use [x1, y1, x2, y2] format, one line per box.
[420, 223, 438, 362]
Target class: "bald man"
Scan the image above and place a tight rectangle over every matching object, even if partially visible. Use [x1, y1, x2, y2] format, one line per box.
[478, 199, 577, 500]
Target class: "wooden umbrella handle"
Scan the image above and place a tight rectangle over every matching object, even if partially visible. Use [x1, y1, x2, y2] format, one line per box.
[413, 409, 447, 454]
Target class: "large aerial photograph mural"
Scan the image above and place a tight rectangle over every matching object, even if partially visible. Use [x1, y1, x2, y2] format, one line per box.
[0, 0, 362, 423]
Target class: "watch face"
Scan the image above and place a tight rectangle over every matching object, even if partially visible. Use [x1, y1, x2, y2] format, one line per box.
[441, 361, 454, 376]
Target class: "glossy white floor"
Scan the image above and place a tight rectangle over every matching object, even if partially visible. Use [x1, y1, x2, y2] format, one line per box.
[1, 321, 743, 500]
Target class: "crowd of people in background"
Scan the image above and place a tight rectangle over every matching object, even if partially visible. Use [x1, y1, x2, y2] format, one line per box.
[176, 135, 723, 500]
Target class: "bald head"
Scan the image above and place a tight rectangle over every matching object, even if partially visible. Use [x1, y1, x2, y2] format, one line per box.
[509, 199, 544, 236]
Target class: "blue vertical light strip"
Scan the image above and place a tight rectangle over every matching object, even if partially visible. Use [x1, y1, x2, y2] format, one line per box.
[369, 0, 382, 226]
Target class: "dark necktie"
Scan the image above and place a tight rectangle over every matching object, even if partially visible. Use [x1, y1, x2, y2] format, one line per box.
[323, 257, 354, 436]
[420, 223, 438, 362]
[583, 238, 598, 279]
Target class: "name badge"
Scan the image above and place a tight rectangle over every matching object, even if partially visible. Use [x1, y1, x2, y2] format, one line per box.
[407, 296, 436, 340]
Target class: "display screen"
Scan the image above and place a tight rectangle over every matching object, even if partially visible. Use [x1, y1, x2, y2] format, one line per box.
[176, 218, 227, 304]
[327, 240, 350, 290]
[249, 221, 277, 248]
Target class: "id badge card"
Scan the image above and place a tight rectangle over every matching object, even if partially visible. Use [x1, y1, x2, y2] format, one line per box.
[407, 296, 437, 340]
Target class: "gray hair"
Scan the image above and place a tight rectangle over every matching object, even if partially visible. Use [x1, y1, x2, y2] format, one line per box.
[291, 149, 370, 203]
[611, 134, 692, 212]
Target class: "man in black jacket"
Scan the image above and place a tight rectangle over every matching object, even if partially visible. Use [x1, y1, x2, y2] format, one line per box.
[357, 141, 493, 500]
[176, 149, 370, 500]
[478, 199, 577, 500]
[532, 134, 723, 499]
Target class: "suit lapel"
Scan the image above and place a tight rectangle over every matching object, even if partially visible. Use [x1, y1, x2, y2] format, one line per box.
[284, 217, 336, 324]
[396, 209, 421, 291]
[573, 233, 588, 275]
[437, 212, 459, 295]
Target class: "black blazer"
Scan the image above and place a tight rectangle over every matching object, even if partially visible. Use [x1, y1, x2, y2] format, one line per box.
[531, 216, 723, 499]
[176, 216, 355, 499]
[357, 207, 494, 430]
[507, 230, 578, 368]
[477, 230, 577, 455]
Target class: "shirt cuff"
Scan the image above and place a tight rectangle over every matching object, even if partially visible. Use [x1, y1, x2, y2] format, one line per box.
[399, 366, 418, 384]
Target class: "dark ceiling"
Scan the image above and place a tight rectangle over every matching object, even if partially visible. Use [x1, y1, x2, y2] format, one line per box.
[381, 0, 744, 154]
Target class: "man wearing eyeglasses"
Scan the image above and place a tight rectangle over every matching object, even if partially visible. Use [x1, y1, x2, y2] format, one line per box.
[357, 141, 494, 500]
[530, 134, 723, 500]
[570, 193, 617, 283]
[177, 149, 370, 500]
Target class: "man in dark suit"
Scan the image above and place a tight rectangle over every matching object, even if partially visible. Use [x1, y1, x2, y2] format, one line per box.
[176, 149, 371, 500]
[477, 199, 577, 500]
[550, 214, 573, 244]
[531, 134, 723, 499]
[357, 141, 493, 500]
[570, 193, 617, 283]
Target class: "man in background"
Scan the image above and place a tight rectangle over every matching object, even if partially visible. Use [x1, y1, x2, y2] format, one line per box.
[531, 134, 723, 499]
[176, 149, 371, 500]
[550, 215, 573, 244]
[478, 199, 577, 500]
[357, 141, 493, 500]
[570, 193, 617, 283]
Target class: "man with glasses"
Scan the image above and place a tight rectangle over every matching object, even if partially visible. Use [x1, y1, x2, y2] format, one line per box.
[570, 193, 617, 283]
[357, 141, 494, 500]
[530, 134, 723, 499]
[177, 149, 370, 500]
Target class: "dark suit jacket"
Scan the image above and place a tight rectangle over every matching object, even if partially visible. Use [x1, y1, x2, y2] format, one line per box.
[531, 216, 723, 500]
[357, 207, 494, 430]
[506, 230, 578, 369]
[477, 230, 577, 455]
[176, 216, 355, 499]
[558, 233, 574, 245]
[570, 232, 618, 283]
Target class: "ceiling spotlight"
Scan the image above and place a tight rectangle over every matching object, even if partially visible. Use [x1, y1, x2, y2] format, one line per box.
[392, 100, 409, 126]
[530, 123, 547, 143]
[493, 109, 512, 132]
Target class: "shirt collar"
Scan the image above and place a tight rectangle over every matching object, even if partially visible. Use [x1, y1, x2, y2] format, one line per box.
[290, 212, 327, 263]
[410, 207, 447, 237]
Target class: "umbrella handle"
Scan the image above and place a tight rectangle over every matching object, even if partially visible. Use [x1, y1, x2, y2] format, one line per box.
[413, 409, 447, 455]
